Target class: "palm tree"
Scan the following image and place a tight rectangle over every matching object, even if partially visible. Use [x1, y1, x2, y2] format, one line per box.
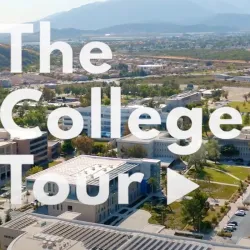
[243, 94, 248, 102]
[147, 177, 158, 193]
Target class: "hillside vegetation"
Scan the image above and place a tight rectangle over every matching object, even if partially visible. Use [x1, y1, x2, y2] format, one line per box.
[0, 44, 39, 70]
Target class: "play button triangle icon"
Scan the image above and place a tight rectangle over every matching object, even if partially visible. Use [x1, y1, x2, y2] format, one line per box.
[167, 168, 199, 205]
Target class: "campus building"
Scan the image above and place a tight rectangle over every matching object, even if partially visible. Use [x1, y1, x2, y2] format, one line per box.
[62, 105, 169, 137]
[13, 132, 49, 167]
[163, 91, 202, 112]
[216, 127, 250, 162]
[0, 140, 17, 187]
[0, 129, 49, 171]
[0, 212, 247, 250]
[26, 155, 161, 223]
[117, 131, 179, 163]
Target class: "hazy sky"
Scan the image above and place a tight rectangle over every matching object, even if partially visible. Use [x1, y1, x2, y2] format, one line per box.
[0, 0, 103, 23]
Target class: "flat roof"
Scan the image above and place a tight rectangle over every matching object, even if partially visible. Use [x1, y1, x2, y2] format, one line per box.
[26, 155, 138, 185]
[167, 91, 200, 100]
[0, 140, 15, 147]
[3, 213, 247, 250]
[118, 131, 178, 144]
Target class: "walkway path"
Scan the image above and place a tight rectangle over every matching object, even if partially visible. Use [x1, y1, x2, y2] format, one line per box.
[189, 178, 239, 187]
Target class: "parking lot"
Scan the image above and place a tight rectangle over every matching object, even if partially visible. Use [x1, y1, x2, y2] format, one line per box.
[229, 211, 250, 243]
[228, 194, 250, 243]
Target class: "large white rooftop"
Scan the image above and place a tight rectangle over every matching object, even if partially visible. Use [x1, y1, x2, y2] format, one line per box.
[2, 213, 247, 250]
[26, 155, 138, 185]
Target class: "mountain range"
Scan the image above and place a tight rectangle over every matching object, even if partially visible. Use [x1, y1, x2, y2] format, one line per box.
[36, 0, 250, 31]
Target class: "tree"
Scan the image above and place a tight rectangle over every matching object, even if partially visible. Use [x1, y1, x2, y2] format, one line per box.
[123, 145, 147, 158]
[5, 211, 12, 223]
[202, 105, 210, 137]
[205, 139, 221, 163]
[188, 144, 206, 171]
[222, 90, 229, 100]
[221, 144, 239, 158]
[243, 113, 250, 125]
[61, 140, 75, 155]
[26, 166, 43, 177]
[42, 88, 55, 102]
[123, 122, 130, 136]
[243, 94, 248, 102]
[181, 190, 208, 232]
[73, 136, 94, 154]
[147, 177, 158, 193]
[80, 96, 91, 107]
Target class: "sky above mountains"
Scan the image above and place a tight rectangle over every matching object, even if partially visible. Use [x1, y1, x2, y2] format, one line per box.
[0, 0, 105, 23]
[1, 0, 250, 25]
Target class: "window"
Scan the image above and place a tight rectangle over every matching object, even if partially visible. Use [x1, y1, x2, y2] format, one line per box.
[68, 206, 73, 212]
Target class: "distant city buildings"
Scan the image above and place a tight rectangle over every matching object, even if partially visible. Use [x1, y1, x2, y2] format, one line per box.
[163, 91, 202, 112]
[26, 155, 161, 223]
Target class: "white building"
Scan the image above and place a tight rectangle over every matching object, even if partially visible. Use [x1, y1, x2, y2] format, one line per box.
[63, 106, 169, 137]
[117, 131, 179, 163]
[26, 155, 161, 223]
[164, 91, 202, 112]
[0, 212, 240, 250]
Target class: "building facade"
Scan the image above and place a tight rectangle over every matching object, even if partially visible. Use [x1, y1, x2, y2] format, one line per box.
[13, 132, 48, 167]
[117, 132, 179, 162]
[26, 155, 161, 223]
[216, 127, 250, 162]
[63, 105, 169, 137]
[163, 91, 202, 112]
[0, 141, 17, 187]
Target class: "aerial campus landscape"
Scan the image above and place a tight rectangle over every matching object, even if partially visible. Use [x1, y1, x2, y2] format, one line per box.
[2, 0, 250, 250]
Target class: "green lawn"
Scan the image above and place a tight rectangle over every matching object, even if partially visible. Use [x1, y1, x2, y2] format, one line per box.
[187, 167, 239, 185]
[213, 164, 250, 181]
[196, 181, 237, 200]
[229, 101, 250, 112]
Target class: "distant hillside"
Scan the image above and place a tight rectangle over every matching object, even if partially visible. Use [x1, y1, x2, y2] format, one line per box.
[203, 14, 250, 30]
[99, 23, 237, 34]
[0, 44, 39, 70]
[0, 23, 237, 44]
[40, 0, 211, 30]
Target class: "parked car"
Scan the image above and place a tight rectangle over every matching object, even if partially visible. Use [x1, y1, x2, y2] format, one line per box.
[235, 211, 245, 216]
[239, 210, 246, 214]
[228, 221, 238, 226]
[223, 226, 234, 232]
[227, 224, 237, 230]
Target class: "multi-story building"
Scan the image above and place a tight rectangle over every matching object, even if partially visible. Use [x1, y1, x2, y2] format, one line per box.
[13, 132, 48, 167]
[216, 127, 250, 162]
[0, 141, 17, 187]
[63, 105, 168, 137]
[1, 212, 245, 250]
[0, 130, 49, 186]
[163, 91, 202, 112]
[48, 140, 61, 161]
[26, 155, 161, 223]
[117, 131, 179, 163]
